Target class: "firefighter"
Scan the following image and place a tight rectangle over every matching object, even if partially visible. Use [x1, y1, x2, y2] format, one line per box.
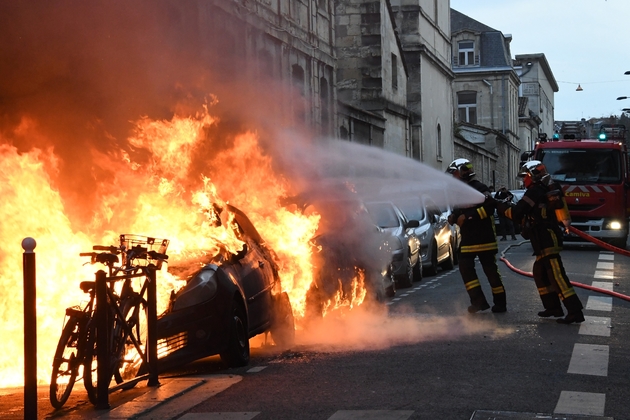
[446, 158, 507, 313]
[500, 160, 584, 324]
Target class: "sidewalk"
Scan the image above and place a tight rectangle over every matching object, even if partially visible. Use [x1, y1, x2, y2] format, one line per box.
[0, 374, 241, 420]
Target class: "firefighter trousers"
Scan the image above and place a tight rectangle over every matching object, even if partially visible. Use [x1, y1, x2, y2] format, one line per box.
[458, 251, 506, 309]
[533, 253, 583, 315]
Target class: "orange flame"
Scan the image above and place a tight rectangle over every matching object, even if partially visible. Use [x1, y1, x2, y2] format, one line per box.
[0, 103, 372, 388]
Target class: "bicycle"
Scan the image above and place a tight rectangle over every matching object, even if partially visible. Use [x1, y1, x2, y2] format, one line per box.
[49, 235, 168, 409]
[49, 249, 120, 409]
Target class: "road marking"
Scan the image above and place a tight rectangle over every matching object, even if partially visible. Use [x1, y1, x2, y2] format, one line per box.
[247, 366, 267, 373]
[554, 391, 606, 417]
[579, 316, 611, 337]
[180, 414, 260, 420]
[593, 271, 614, 279]
[598, 253, 614, 261]
[592, 281, 613, 290]
[567, 343, 609, 376]
[328, 410, 414, 420]
[585, 296, 613, 311]
[596, 261, 614, 270]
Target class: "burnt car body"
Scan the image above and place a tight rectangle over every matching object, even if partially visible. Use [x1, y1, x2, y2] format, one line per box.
[364, 201, 421, 288]
[155, 204, 295, 370]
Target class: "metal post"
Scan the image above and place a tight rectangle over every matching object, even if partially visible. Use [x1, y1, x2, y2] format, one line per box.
[146, 264, 160, 387]
[22, 238, 37, 420]
[95, 270, 110, 409]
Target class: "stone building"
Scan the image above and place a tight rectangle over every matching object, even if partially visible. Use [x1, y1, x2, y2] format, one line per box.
[335, 0, 412, 156]
[450, 8, 522, 189]
[513, 53, 558, 154]
[391, 0, 454, 171]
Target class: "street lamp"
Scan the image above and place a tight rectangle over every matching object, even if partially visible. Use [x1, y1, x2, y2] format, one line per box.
[617, 96, 628, 100]
[625, 70, 630, 75]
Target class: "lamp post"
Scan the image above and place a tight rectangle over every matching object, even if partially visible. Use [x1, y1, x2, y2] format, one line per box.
[617, 96, 629, 101]
[625, 70, 630, 75]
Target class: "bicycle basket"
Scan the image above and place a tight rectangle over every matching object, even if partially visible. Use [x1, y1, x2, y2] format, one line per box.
[119, 234, 170, 269]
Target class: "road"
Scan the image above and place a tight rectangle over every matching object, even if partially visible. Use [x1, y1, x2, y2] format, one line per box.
[1, 239, 629, 420]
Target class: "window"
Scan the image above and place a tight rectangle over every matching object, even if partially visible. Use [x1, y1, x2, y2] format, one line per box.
[292, 64, 305, 123]
[391, 53, 398, 90]
[458, 41, 474, 66]
[437, 124, 442, 159]
[457, 91, 477, 124]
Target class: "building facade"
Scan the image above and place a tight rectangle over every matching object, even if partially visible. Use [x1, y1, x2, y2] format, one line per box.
[391, 0, 454, 171]
[450, 8, 521, 189]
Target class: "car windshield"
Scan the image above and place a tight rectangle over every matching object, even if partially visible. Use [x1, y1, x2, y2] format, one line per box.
[395, 198, 425, 221]
[365, 202, 400, 228]
[538, 149, 622, 184]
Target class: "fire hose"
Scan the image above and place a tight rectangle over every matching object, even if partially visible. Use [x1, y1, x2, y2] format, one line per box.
[499, 225, 630, 302]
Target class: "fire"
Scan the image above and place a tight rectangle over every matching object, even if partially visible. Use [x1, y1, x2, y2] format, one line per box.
[0, 104, 369, 388]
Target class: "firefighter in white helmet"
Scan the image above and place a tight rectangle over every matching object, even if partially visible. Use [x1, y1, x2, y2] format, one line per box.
[500, 160, 584, 324]
[446, 158, 507, 313]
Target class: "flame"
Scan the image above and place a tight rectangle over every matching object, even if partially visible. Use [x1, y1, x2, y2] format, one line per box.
[0, 103, 371, 388]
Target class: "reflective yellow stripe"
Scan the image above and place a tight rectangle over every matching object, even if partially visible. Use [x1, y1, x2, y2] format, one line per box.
[477, 207, 488, 219]
[538, 286, 554, 295]
[461, 242, 498, 253]
[505, 208, 512, 219]
[492, 286, 505, 294]
[465, 279, 481, 291]
[550, 258, 575, 298]
[535, 246, 563, 260]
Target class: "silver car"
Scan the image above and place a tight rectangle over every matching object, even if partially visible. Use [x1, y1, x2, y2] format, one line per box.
[364, 201, 422, 289]
[396, 195, 456, 276]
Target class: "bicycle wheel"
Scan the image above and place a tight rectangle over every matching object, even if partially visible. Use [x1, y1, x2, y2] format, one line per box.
[112, 295, 148, 388]
[83, 322, 104, 406]
[49, 316, 80, 409]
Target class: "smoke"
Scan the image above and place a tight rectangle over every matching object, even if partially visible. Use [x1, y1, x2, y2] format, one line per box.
[293, 304, 514, 352]
[0, 1, 491, 364]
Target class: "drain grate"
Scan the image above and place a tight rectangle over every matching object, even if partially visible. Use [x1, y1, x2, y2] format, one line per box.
[470, 410, 613, 420]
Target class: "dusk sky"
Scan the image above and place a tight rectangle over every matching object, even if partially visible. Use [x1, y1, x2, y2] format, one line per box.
[450, 0, 630, 121]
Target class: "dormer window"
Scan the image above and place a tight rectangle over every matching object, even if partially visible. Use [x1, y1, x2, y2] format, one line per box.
[458, 40, 475, 66]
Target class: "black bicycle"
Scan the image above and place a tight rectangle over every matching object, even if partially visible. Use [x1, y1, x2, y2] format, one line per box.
[49, 235, 168, 409]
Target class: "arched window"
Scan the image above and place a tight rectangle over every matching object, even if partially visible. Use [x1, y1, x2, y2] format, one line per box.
[437, 124, 442, 159]
[292, 64, 305, 123]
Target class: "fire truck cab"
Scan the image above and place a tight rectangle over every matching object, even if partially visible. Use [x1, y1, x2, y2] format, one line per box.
[522, 122, 630, 248]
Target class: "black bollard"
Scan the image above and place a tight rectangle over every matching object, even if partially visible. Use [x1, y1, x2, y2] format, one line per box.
[146, 265, 160, 387]
[95, 270, 110, 409]
[22, 237, 37, 420]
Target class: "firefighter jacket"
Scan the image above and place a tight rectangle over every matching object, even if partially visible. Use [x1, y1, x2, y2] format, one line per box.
[450, 179, 498, 254]
[502, 181, 569, 256]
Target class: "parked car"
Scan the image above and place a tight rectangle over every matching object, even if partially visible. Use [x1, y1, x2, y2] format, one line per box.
[439, 201, 461, 265]
[396, 195, 455, 276]
[299, 197, 398, 313]
[155, 204, 295, 370]
[363, 200, 421, 288]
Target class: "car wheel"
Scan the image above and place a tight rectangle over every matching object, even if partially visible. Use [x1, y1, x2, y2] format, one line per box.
[396, 254, 414, 288]
[219, 300, 250, 368]
[412, 257, 422, 282]
[424, 242, 438, 276]
[270, 292, 295, 349]
[452, 239, 459, 265]
[441, 242, 455, 270]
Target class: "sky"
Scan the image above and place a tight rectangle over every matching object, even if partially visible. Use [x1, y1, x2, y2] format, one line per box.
[450, 0, 630, 121]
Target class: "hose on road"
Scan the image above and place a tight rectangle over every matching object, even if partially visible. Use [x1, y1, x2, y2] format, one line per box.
[499, 226, 630, 302]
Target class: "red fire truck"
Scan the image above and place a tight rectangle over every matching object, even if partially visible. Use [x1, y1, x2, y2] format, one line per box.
[522, 122, 629, 248]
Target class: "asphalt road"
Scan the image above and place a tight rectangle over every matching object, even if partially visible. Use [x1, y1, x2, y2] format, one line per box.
[2, 239, 629, 420]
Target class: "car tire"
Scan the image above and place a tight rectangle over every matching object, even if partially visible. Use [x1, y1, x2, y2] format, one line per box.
[412, 257, 422, 283]
[219, 300, 250, 368]
[396, 254, 414, 289]
[424, 242, 438, 276]
[270, 292, 295, 349]
[452, 240, 460, 265]
[441, 242, 455, 270]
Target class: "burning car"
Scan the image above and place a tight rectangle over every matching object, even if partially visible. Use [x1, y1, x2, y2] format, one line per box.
[156, 204, 295, 369]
